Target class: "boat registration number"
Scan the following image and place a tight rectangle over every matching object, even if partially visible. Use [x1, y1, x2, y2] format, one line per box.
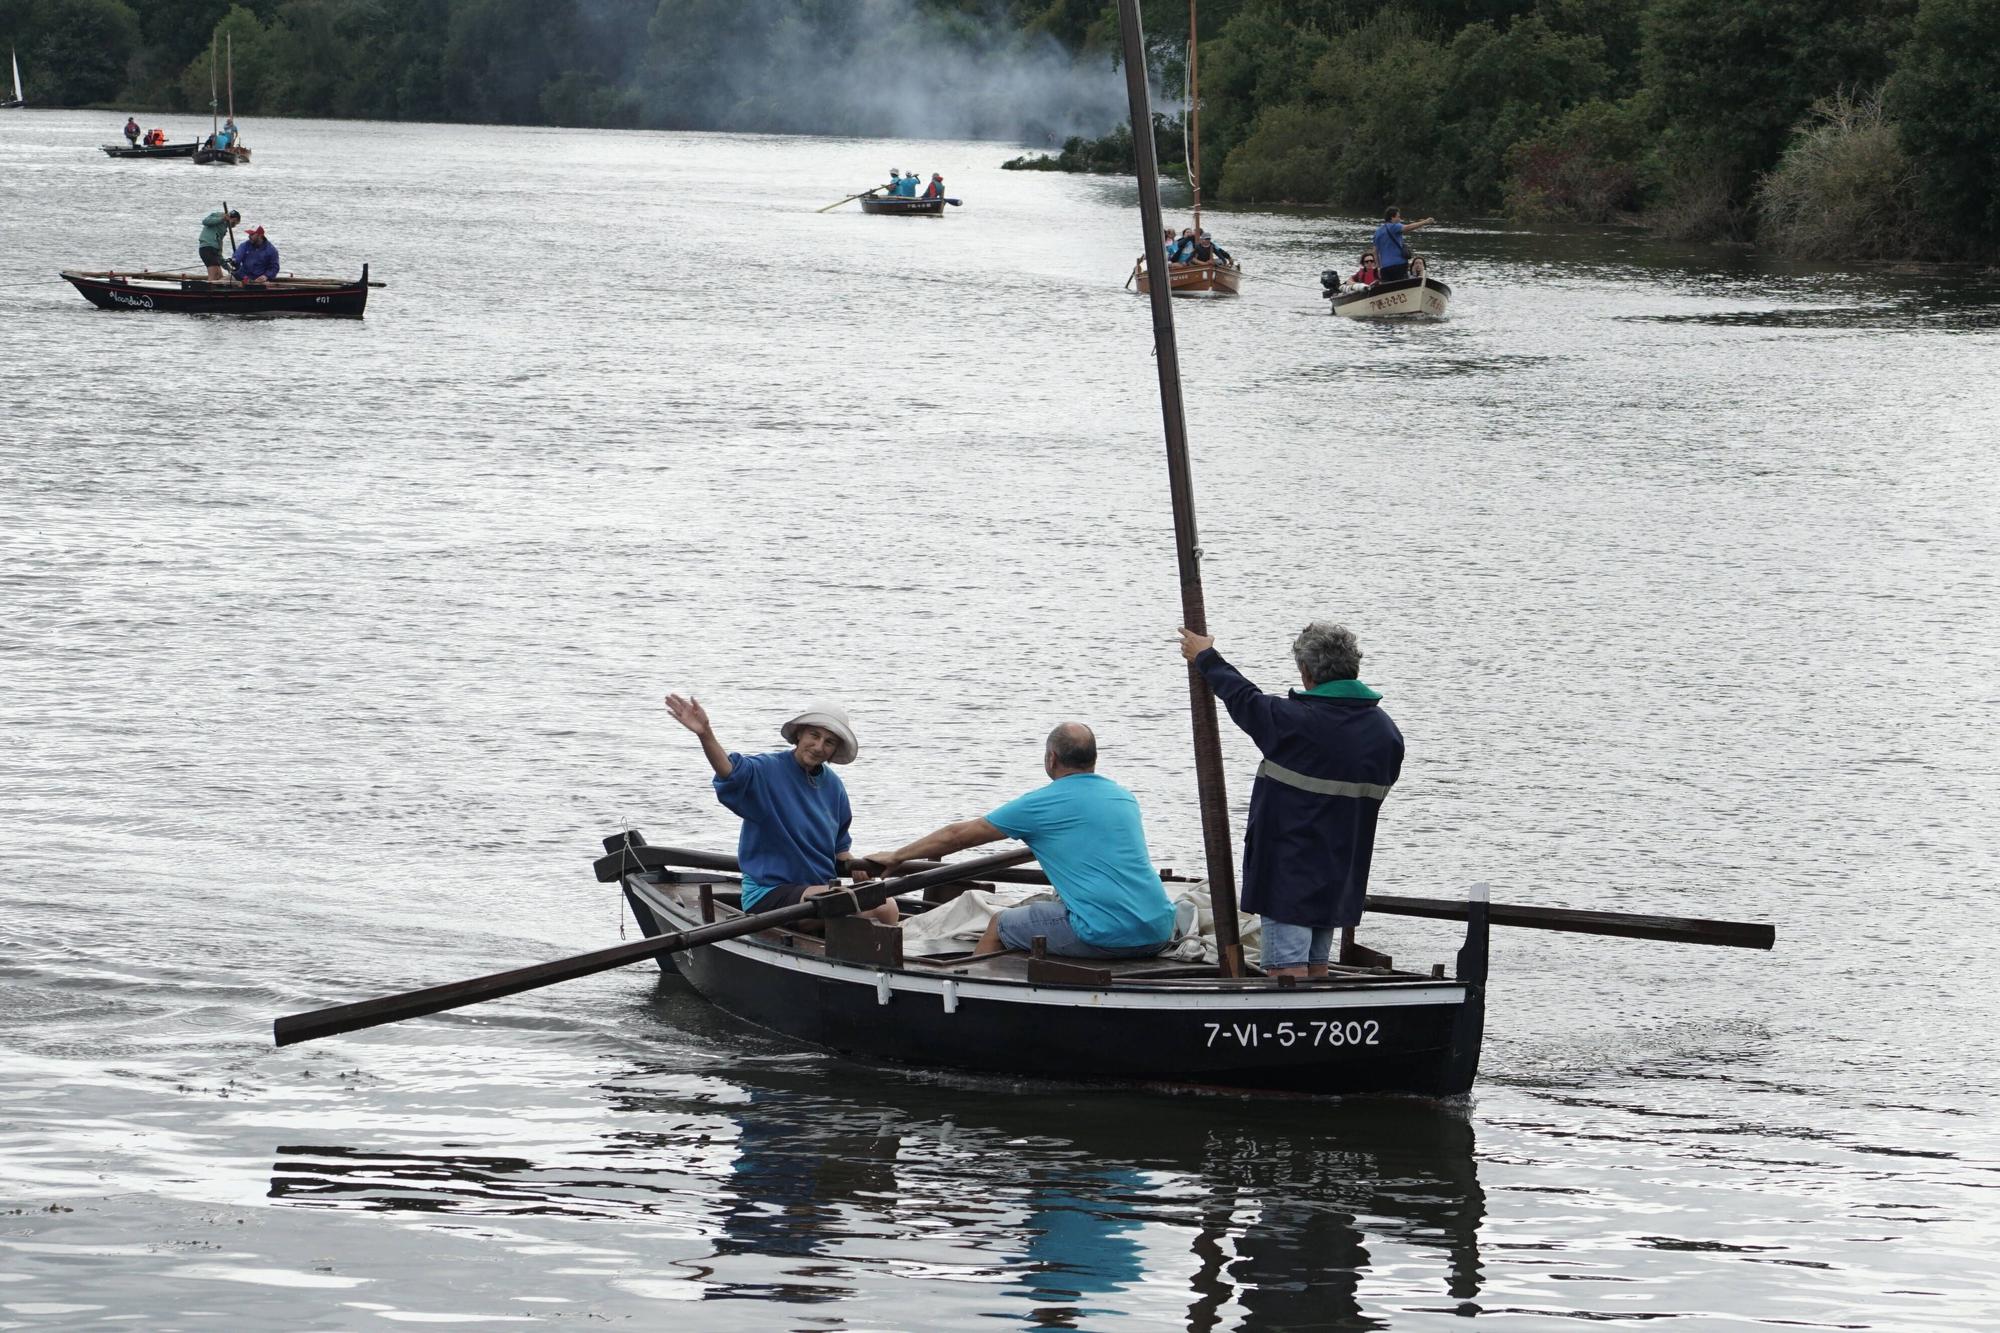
[1203, 1019, 1380, 1049]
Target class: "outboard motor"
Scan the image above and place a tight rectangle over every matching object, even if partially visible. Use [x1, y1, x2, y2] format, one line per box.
[1320, 269, 1341, 299]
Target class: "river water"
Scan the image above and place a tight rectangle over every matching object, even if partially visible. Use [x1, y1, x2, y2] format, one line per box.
[2, 111, 1997, 1331]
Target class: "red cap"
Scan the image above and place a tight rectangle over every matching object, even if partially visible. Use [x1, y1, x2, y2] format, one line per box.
[247, 226, 266, 238]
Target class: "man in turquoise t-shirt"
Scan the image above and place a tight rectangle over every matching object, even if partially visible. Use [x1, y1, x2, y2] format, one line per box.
[863, 723, 1174, 959]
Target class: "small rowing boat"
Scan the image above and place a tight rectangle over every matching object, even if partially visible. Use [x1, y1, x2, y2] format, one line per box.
[859, 194, 949, 217]
[601, 837, 1490, 1096]
[60, 266, 373, 318]
[102, 141, 200, 159]
[1325, 270, 1452, 319]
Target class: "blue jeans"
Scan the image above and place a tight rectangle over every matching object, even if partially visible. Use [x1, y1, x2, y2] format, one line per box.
[1262, 921, 1336, 970]
[996, 899, 1168, 959]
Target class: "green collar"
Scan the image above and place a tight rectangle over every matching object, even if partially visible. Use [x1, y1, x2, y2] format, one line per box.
[1292, 679, 1382, 702]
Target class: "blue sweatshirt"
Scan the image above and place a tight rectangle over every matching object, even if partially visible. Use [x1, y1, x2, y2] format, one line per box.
[713, 750, 852, 909]
[233, 238, 279, 280]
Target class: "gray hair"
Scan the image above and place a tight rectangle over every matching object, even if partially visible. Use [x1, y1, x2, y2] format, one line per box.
[1045, 721, 1098, 771]
[1293, 622, 1363, 685]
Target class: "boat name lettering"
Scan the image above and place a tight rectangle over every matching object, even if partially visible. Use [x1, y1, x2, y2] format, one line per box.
[1368, 293, 1409, 312]
[107, 290, 155, 309]
[316, 296, 329, 304]
[1202, 1018, 1381, 1049]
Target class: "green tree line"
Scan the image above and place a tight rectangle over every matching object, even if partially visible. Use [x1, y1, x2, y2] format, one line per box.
[3, 0, 1994, 256]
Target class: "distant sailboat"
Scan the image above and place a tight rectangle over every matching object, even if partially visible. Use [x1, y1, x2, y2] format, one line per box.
[1130, 0, 1241, 296]
[2, 49, 24, 109]
[193, 34, 250, 165]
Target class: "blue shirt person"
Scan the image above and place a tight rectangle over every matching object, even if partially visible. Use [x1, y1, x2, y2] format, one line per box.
[664, 694, 895, 925]
[1179, 624, 1403, 978]
[232, 227, 279, 282]
[1371, 207, 1435, 281]
[864, 723, 1174, 959]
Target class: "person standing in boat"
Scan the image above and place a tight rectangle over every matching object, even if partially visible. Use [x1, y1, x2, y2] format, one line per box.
[1178, 623, 1403, 979]
[232, 225, 278, 285]
[862, 723, 1174, 960]
[122, 116, 140, 147]
[663, 694, 895, 926]
[1372, 207, 1435, 282]
[198, 207, 240, 281]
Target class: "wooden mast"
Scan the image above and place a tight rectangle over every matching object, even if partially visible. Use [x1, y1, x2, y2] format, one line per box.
[208, 37, 218, 140]
[1114, 0, 1245, 976]
[1187, 0, 1201, 237]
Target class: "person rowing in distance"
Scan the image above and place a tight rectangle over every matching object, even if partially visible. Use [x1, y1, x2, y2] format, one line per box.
[665, 694, 896, 927]
[122, 116, 140, 147]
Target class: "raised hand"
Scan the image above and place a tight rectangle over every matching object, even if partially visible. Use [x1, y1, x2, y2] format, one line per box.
[664, 693, 711, 736]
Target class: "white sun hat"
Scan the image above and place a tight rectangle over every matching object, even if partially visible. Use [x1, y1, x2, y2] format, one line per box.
[780, 703, 859, 765]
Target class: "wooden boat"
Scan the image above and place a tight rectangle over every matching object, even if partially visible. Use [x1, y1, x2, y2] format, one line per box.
[2, 49, 22, 109]
[1327, 270, 1452, 319]
[1135, 258, 1243, 296]
[859, 193, 946, 217]
[193, 35, 250, 166]
[60, 266, 371, 318]
[599, 837, 1489, 1096]
[1130, 0, 1242, 297]
[102, 141, 200, 159]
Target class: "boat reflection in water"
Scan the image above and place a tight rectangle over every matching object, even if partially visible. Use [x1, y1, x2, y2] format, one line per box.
[267, 1052, 1484, 1325]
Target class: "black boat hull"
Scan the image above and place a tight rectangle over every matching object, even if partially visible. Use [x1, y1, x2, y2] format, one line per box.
[621, 870, 1486, 1097]
[192, 146, 248, 166]
[61, 269, 369, 318]
[860, 195, 946, 216]
[102, 142, 199, 159]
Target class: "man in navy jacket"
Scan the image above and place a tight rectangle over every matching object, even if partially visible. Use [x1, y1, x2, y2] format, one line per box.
[1179, 622, 1403, 978]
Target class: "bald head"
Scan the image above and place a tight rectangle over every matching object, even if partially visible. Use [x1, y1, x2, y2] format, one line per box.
[1044, 722, 1098, 775]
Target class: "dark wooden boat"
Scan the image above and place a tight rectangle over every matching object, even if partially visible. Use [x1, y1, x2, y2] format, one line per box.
[102, 141, 200, 159]
[193, 143, 250, 166]
[859, 194, 947, 217]
[60, 266, 371, 318]
[598, 835, 1489, 1096]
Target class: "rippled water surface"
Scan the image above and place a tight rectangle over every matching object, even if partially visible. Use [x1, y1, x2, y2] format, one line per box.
[3, 112, 1998, 1331]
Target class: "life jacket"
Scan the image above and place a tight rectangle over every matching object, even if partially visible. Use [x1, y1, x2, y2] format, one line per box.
[1191, 240, 1216, 262]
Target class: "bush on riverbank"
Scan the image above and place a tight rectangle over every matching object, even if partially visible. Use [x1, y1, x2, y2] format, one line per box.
[1756, 90, 1932, 260]
[1001, 117, 1186, 176]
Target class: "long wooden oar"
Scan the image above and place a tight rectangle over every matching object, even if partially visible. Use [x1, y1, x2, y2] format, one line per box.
[816, 188, 879, 214]
[273, 847, 1033, 1048]
[602, 842, 1773, 950]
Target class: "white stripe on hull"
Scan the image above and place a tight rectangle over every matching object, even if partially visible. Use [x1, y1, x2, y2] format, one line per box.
[1334, 281, 1449, 319]
[635, 884, 1466, 1013]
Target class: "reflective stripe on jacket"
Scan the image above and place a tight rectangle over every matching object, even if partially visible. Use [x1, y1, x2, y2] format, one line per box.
[1196, 648, 1403, 928]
